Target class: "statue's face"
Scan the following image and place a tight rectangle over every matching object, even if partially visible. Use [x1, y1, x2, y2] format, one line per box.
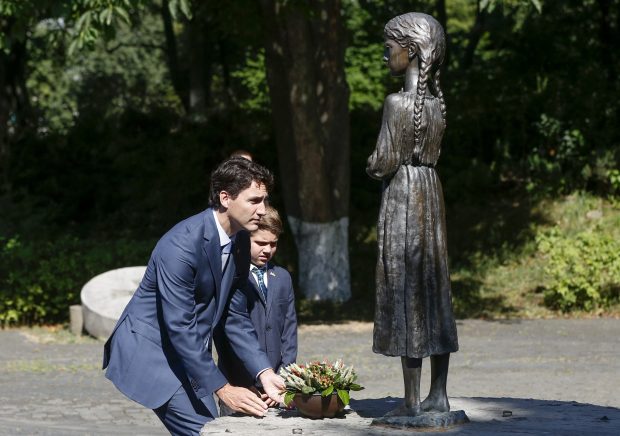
[384, 39, 410, 76]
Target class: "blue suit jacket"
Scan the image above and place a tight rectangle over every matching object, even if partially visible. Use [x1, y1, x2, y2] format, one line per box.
[215, 263, 297, 388]
[102, 209, 271, 417]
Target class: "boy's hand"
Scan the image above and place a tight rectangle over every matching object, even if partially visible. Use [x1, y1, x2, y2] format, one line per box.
[249, 386, 278, 408]
[258, 369, 285, 404]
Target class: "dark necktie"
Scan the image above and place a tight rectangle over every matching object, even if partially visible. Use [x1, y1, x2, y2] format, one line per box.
[254, 266, 268, 301]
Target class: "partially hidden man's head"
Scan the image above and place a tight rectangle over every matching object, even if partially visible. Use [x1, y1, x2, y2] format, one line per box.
[209, 157, 274, 232]
[250, 206, 283, 267]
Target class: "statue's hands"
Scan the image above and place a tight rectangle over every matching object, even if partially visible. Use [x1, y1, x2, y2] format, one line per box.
[258, 369, 285, 404]
[215, 383, 267, 417]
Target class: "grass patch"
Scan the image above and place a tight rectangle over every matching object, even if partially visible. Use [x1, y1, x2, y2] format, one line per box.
[2, 360, 98, 373]
[450, 192, 620, 318]
[297, 191, 620, 322]
[16, 324, 101, 344]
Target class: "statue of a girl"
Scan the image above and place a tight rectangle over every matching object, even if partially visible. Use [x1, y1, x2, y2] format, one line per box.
[367, 12, 459, 417]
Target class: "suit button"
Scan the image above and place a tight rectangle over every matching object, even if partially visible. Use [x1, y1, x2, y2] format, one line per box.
[266, 325, 272, 331]
[191, 380, 198, 390]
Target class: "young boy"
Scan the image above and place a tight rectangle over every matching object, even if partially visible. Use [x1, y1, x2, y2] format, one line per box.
[215, 206, 298, 414]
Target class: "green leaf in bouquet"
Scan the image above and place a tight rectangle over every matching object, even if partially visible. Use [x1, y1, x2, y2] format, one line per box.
[301, 385, 316, 395]
[283, 391, 296, 406]
[337, 389, 350, 405]
[349, 383, 363, 391]
[321, 386, 334, 397]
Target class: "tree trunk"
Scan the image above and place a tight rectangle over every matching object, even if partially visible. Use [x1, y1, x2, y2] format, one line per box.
[160, 0, 189, 112]
[259, 0, 351, 302]
[0, 17, 31, 194]
[596, 0, 615, 85]
[185, 8, 213, 120]
[0, 57, 10, 193]
[435, 0, 449, 69]
[462, 0, 487, 70]
[435, 0, 447, 32]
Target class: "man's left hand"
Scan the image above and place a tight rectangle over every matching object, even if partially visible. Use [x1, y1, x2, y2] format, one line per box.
[258, 369, 285, 404]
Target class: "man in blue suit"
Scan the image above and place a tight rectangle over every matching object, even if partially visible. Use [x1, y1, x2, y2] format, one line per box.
[103, 157, 285, 435]
[215, 206, 297, 414]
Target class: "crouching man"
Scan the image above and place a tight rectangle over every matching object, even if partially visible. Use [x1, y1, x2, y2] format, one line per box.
[103, 157, 284, 435]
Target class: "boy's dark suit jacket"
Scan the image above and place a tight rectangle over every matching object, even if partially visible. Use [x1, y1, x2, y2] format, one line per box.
[215, 263, 298, 388]
[102, 209, 271, 418]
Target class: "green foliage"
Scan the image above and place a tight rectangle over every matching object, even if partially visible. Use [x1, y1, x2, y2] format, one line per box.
[444, 192, 620, 319]
[607, 169, 620, 196]
[67, 0, 147, 55]
[26, 6, 182, 135]
[0, 0, 48, 52]
[283, 391, 295, 406]
[3, 0, 620, 321]
[0, 235, 154, 325]
[231, 50, 270, 112]
[481, 0, 542, 14]
[167, 0, 192, 20]
[336, 389, 350, 405]
[525, 114, 592, 194]
[343, 2, 387, 111]
[537, 226, 620, 312]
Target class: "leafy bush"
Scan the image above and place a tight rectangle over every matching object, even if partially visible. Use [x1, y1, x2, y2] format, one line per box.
[537, 227, 620, 312]
[0, 235, 154, 326]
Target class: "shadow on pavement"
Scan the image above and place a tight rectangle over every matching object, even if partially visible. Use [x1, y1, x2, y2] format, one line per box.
[351, 396, 620, 434]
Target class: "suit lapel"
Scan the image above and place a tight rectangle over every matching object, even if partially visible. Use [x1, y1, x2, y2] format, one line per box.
[215, 243, 238, 323]
[203, 210, 222, 306]
[247, 274, 265, 305]
[215, 230, 250, 322]
[265, 264, 276, 318]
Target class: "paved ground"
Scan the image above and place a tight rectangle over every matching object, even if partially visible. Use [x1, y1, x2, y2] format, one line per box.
[0, 319, 618, 435]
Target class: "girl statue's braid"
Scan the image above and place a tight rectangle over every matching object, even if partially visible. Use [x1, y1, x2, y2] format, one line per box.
[413, 59, 432, 151]
[434, 68, 447, 127]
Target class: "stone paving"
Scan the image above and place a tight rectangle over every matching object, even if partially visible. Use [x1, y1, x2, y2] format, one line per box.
[0, 319, 619, 435]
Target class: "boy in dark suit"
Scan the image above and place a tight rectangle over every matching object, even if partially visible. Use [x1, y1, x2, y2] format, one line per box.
[216, 206, 298, 414]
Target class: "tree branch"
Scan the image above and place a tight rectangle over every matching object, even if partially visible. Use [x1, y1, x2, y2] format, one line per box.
[104, 42, 165, 53]
[462, 0, 487, 70]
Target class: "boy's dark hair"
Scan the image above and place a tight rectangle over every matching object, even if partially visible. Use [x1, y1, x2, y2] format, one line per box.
[209, 157, 274, 208]
[255, 206, 283, 237]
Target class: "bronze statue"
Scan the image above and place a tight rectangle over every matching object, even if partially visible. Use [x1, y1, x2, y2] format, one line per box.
[367, 12, 459, 417]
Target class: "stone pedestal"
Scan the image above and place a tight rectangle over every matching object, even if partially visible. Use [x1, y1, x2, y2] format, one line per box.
[200, 397, 620, 435]
[372, 410, 469, 429]
[200, 406, 468, 435]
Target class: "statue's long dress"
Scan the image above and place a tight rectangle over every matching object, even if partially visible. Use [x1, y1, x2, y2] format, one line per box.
[367, 92, 459, 358]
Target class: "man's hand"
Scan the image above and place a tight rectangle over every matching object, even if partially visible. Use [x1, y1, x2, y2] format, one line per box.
[215, 384, 267, 417]
[258, 369, 285, 404]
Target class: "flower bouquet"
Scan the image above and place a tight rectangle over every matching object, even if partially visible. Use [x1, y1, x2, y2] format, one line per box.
[279, 359, 364, 418]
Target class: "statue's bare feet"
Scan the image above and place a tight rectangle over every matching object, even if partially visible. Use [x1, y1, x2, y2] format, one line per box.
[421, 393, 450, 413]
[384, 403, 422, 417]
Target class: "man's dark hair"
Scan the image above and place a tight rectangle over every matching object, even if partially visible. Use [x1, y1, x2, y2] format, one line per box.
[209, 157, 274, 208]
